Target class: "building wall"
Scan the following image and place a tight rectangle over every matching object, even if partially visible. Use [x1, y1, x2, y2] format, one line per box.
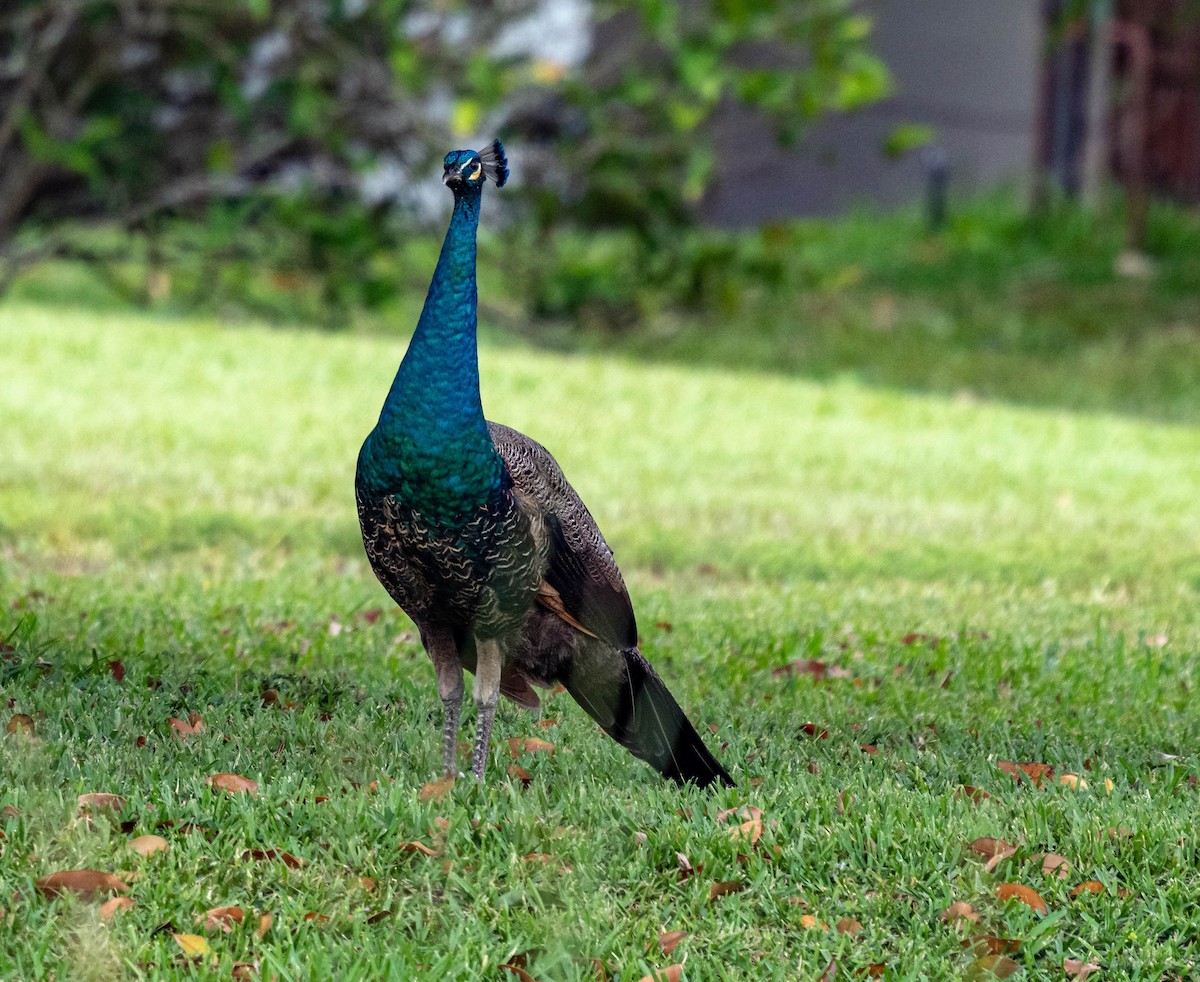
[701, 0, 1044, 226]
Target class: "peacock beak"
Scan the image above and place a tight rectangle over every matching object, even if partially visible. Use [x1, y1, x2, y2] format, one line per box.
[443, 165, 464, 187]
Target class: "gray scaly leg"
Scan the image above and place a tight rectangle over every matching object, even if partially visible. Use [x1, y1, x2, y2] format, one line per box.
[471, 638, 503, 782]
[424, 628, 464, 776]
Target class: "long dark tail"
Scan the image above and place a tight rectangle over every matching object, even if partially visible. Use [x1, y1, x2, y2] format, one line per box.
[560, 644, 734, 789]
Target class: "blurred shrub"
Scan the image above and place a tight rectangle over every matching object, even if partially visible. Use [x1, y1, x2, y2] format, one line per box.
[0, 0, 890, 323]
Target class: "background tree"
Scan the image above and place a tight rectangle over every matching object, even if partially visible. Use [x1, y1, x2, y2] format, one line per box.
[0, 0, 890, 321]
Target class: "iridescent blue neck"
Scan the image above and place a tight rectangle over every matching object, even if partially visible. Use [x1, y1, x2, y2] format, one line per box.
[357, 186, 503, 517]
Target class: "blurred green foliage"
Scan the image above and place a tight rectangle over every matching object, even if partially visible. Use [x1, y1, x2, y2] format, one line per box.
[0, 0, 890, 323]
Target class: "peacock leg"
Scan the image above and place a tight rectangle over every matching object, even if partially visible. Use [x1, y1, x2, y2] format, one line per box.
[471, 638, 503, 781]
[424, 627, 464, 776]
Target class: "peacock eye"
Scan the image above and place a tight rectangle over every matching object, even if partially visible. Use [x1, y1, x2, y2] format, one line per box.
[467, 160, 482, 180]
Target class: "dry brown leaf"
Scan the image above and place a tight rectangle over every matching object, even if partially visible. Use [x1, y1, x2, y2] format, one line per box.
[1033, 852, 1071, 879]
[206, 773, 258, 795]
[997, 760, 1054, 787]
[256, 912, 273, 937]
[834, 917, 862, 936]
[708, 880, 745, 901]
[241, 848, 303, 869]
[6, 714, 34, 736]
[957, 785, 992, 804]
[99, 896, 134, 921]
[1070, 880, 1105, 897]
[507, 736, 555, 756]
[399, 840, 438, 856]
[418, 774, 455, 802]
[658, 930, 688, 956]
[500, 963, 537, 982]
[1, 805, 19, 817]
[1064, 958, 1102, 979]
[940, 901, 980, 924]
[168, 714, 204, 739]
[636, 966, 683, 982]
[1058, 773, 1088, 791]
[964, 936, 1021, 957]
[728, 818, 762, 847]
[773, 658, 838, 679]
[967, 955, 1019, 979]
[800, 722, 829, 739]
[968, 837, 1015, 859]
[173, 933, 211, 958]
[232, 962, 258, 980]
[508, 764, 533, 787]
[800, 914, 829, 931]
[303, 911, 331, 923]
[816, 958, 838, 982]
[864, 964, 886, 978]
[108, 660, 126, 683]
[77, 793, 126, 815]
[996, 882, 1048, 914]
[128, 834, 169, 857]
[203, 905, 245, 932]
[36, 870, 130, 901]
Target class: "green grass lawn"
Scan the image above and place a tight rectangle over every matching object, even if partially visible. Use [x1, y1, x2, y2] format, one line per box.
[2, 296, 1199, 980]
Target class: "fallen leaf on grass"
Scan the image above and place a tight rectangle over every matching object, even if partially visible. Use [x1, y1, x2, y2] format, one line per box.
[303, 911, 330, 923]
[997, 760, 1054, 787]
[507, 736, 555, 756]
[501, 963, 536, 982]
[203, 906, 244, 932]
[232, 962, 257, 980]
[637, 966, 683, 982]
[78, 793, 126, 817]
[1064, 958, 1101, 979]
[1032, 853, 1071, 879]
[6, 714, 34, 736]
[800, 722, 829, 739]
[996, 882, 1048, 914]
[800, 914, 828, 931]
[418, 775, 455, 802]
[241, 849, 303, 869]
[940, 901, 980, 924]
[36, 870, 130, 901]
[834, 917, 861, 935]
[968, 837, 1018, 872]
[128, 834, 169, 857]
[399, 840, 438, 856]
[708, 880, 745, 901]
[1070, 880, 1105, 897]
[816, 958, 837, 982]
[2, 805, 19, 817]
[168, 713, 204, 739]
[173, 933, 211, 958]
[508, 764, 532, 787]
[967, 955, 1019, 979]
[657, 931, 688, 956]
[108, 660, 125, 683]
[1058, 773, 1088, 790]
[773, 659, 850, 680]
[964, 936, 1021, 957]
[206, 773, 257, 795]
[99, 897, 134, 921]
[957, 785, 992, 804]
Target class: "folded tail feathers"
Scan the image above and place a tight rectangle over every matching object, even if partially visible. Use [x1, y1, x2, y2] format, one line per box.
[560, 644, 734, 789]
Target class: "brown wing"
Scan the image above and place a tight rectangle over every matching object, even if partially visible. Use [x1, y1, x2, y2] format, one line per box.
[488, 422, 637, 648]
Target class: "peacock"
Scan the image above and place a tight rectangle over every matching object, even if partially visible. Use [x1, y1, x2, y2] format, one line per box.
[355, 140, 733, 788]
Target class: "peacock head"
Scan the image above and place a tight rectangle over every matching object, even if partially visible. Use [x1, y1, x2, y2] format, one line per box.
[442, 140, 509, 193]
